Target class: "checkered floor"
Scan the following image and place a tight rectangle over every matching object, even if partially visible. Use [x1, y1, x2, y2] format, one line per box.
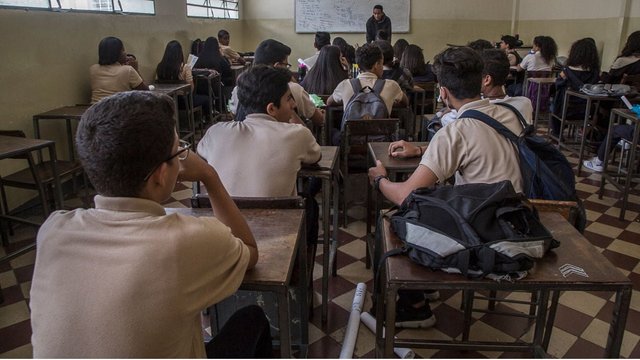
[1, 148, 640, 358]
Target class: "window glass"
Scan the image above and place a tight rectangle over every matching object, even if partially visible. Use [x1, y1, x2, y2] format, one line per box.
[186, 0, 238, 19]
[0, 0, 154, 14]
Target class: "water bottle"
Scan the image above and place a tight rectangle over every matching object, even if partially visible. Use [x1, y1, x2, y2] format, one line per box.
[298, 64, 307, 83]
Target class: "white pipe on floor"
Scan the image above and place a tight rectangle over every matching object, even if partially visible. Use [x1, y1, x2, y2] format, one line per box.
[339, 282, 367, 359]
[360, 312, 415, 359]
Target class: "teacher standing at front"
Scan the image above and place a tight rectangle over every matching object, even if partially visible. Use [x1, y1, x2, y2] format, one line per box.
[366, 4, 392, 43]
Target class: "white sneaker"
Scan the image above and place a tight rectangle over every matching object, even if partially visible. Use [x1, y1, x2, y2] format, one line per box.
[583, 157, 604, 172]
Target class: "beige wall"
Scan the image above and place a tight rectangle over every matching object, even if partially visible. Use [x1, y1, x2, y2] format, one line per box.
[1, 0, 637, 208]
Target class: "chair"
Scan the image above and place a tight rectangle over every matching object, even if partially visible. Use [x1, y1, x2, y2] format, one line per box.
[0, 130, 85, 244]
[413, 81, 437, 115]
[193, 70, 225, 121]
[341, 118, 399, 225]
[523, 71, 555, 122]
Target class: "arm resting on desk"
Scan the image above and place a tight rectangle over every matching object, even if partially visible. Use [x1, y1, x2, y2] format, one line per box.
[178, 152, 258, 268]
[368, 161, 438, 205]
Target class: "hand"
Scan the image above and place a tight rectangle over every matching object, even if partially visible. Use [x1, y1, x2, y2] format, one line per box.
[368, 160, 388, 185]
[177, 150, 216, 183]
[125, 55, 139, 71]
[388, 140, 422, 158]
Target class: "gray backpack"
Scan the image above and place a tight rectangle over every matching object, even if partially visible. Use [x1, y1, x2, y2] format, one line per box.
[340, 78, 389, 130]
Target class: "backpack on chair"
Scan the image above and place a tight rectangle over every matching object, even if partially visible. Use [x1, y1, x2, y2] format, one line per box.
[340, 78, 389, 130]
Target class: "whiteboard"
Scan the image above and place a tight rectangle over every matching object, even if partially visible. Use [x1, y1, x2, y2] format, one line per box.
[295, 0, 410, 34]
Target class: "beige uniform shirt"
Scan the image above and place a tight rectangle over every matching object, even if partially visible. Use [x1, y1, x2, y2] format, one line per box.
[421, 99, 524, 193]
[220, 44, 243, 64]
[197, 113, 321, 197]
[331, 71, 404, 114]
[30, 196, 250, 358]
[90, 63, 143, 103]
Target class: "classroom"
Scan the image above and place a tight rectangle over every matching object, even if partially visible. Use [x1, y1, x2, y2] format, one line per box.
[1, 0, 640, 358]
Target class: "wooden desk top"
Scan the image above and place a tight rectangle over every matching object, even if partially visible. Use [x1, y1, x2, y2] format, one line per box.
[612, 108, 640, 121]
[368, 142, 427, 173]
[299, 146, 338, 176]
[150, 83, 190, 96]
[0, 135, 55, 159]
[165, 207, 303, 286]
[33, 105, 90, 119]
[382, 212, 630, 287]
[527, 77, 556, 84]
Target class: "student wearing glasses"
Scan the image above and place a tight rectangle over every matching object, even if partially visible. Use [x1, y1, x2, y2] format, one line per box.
[30, 91, 271, 358]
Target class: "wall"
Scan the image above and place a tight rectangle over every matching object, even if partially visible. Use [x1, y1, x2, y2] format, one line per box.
[1, 0, 637, 209]
[0, 2, 242, 208]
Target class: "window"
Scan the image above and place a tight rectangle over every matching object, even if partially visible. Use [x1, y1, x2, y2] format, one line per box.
[187, 0, 238, 19]
[0, 0, 155, 14]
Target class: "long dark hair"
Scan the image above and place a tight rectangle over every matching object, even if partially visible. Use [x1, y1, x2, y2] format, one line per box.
[400, 44, 427, 77]
[156, 40, 184, 81]
[98, 36, 124, 65]
[534, 35, 557, 65]
[566, 38, 600, 72]
[195, 37, 224, 68]
[301, 45, 348, 95]
[620, 31, 640, 57]
[393, 39, 409, 62]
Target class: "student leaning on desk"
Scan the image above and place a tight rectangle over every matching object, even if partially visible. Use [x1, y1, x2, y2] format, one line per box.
[30, 91, 272, 358]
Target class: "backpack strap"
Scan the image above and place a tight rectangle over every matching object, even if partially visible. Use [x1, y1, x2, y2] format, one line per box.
[459, 109, 520, 144]
[350, 78, 362, 94]
[372, 78, 386, 95]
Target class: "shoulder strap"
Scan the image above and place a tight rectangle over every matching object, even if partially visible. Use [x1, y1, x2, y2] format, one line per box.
[350, 78, 362, 93]
[562, 67, 586, 89]
[459, 109, 519, 143]
[494, 102, 528, 130]
[372, 79, 386, 95]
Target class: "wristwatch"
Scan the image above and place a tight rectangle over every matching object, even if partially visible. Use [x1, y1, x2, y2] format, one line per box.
[373, 175, 389, 191]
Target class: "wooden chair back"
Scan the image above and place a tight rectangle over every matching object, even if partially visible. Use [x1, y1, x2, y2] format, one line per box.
[413, 81, 437, 115]
[191, 194, 304, 209]
[341, 118, 399, 176]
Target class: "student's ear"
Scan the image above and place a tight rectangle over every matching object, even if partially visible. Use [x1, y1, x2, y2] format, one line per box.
[482, 74, 493, 87]
[149, 162, 170, 188]
[266, 102, 278, 117]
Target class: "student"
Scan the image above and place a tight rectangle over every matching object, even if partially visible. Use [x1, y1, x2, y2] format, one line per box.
[89, 36, 148, 104]
[30, 91, 269, 358]
[393, 38, 409, 63]
[300, 45, 348, 95]
[516, 35, 557, 73]
[229, 39, 324, 127]
[583, 123, 635, 172]
[376, 40, 414, 94]
[426, 48, 532, 135]
[328, 43, 407, 114]
[399, 44, 436, 83]
[156, 40, 210, 116]
[366, 4, 391, 43]
[601, 31, 640, 84]
[500, 35, 522, 66]
[303, 31, 331, 69]
[218, 29, 246, 65]
[195, 36, 233, 86]
[368, 47, 524, 328]
[197, 65, 322, 243]
[551, 38, 601, 137]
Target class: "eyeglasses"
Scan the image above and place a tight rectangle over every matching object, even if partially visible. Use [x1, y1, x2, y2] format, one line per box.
[143, 140, 190, 181]
[277, 61, 292, 69]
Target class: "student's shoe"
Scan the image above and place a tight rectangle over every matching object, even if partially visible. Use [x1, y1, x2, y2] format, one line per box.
[395, 302, 437, 329]
[424, 290, 440, 301]
[583, 157, 604, 172]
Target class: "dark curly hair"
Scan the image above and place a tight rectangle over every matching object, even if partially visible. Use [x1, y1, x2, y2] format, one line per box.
[566, 38, 600, 72]
[481, 49, 510, 87]
[534, 35, 557, 65]
[356, 43, 383, 71]
[620, 31, 640, 57]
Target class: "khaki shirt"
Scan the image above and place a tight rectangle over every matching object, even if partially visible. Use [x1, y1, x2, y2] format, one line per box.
[90, 63, 143, 103]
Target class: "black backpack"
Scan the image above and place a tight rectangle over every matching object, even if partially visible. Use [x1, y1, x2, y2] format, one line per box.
[340, 78, 389, 130]
[460, 103, 577, 202]
[387, 181, 559, 279]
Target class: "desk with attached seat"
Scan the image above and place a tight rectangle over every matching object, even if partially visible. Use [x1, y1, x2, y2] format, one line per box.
[375, 211, 632, 358]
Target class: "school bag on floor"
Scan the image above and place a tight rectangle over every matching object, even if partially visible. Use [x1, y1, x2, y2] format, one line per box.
[388, 181, 558, 280]
[340, 78, 389, 130]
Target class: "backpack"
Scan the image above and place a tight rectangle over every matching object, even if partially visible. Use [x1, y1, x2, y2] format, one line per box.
[340, 78, 389, 130]
[387, 181, 559, 279]
[460, 103, 577, 202]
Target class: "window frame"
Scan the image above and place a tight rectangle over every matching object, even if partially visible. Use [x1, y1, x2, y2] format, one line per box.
[186, 0, 239, 20]
[0, 0, 156, 15]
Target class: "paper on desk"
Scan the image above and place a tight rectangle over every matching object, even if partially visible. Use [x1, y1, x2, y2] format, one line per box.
[187, 54, 198, 69]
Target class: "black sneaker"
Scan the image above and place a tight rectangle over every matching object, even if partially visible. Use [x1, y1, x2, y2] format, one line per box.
[395, 301, 437, 328]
